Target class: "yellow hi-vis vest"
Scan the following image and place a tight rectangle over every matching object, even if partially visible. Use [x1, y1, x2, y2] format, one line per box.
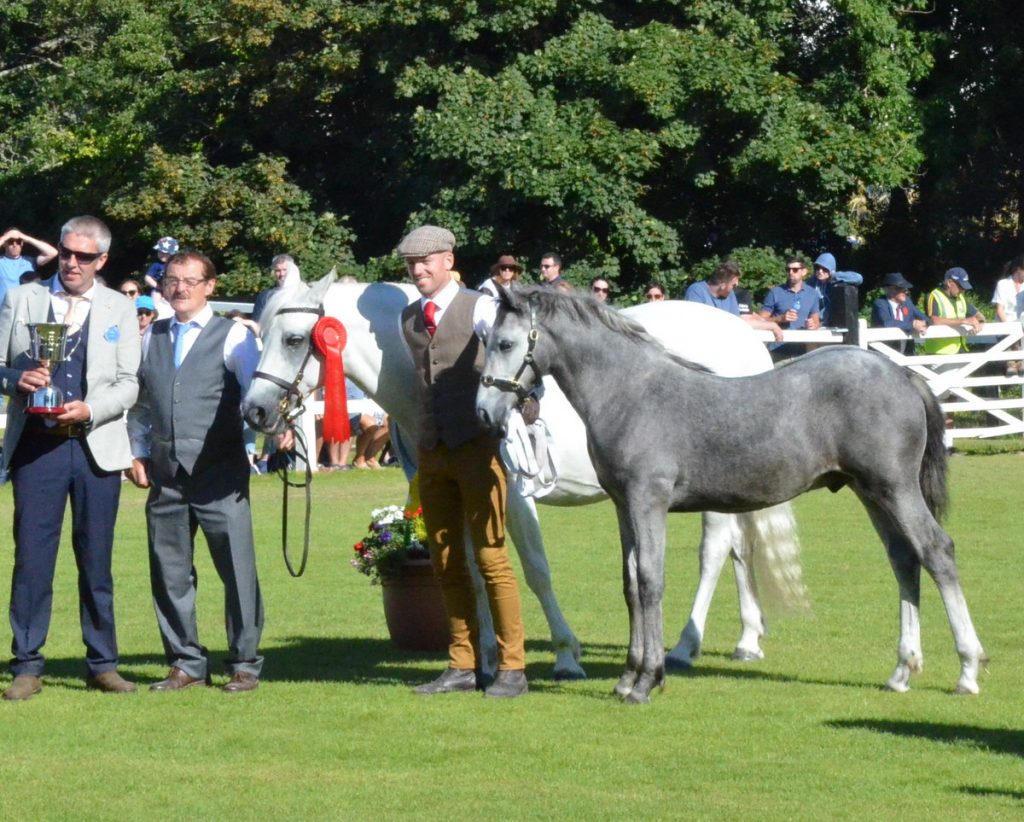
[925, 288, 968, 354]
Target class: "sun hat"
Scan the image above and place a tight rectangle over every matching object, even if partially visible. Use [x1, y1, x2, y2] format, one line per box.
[489, 255, 523, 275]
[881, 272, 913, 290]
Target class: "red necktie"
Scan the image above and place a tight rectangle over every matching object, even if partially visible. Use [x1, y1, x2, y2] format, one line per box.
[423, 301, 437, 337]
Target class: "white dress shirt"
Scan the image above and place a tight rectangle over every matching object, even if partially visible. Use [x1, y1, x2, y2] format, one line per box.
[128, 304, 261, 458]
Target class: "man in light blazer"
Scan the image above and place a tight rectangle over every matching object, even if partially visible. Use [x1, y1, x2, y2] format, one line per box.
[0, 215, 140, 701]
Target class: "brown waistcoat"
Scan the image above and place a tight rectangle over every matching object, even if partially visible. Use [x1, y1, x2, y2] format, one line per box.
[401, 289, 487, 450]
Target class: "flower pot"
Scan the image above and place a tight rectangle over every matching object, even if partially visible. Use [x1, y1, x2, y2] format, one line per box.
[381, 559, 449, 651]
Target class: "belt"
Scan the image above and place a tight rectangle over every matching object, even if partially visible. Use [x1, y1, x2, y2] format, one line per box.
[33, 423, 85, 439]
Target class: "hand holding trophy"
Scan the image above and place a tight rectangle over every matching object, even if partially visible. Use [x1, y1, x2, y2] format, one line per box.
[25, 322, 81, 415]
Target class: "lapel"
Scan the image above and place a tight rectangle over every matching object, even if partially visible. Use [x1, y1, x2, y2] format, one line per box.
[25, 277, 54, 324]
[86, 284, 114, 370]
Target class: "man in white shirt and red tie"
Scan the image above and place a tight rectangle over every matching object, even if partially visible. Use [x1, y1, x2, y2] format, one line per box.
[0, 215, 140, 701]
[398, 225, 528, 698]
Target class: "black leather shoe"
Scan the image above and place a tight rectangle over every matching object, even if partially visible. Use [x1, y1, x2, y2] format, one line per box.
[413, 668, 477, 695]
[484, 669, 528, 699]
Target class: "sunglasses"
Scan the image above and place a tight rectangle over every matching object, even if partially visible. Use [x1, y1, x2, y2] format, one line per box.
[499, 266, 517, 272]
[121, 288, 140, 296]
[58, 244, 104, 265]
[592, 286, 609, 293]
[6, 238, 23, 245]
[786, 266, 804, 272]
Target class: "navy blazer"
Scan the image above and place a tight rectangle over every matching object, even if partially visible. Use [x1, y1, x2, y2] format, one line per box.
[870, 297, 929, 331]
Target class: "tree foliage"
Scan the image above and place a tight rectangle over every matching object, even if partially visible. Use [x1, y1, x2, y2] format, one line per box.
[0, 0, 963, 297]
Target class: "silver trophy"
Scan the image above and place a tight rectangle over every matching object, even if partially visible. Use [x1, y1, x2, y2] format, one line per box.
[26, 322, 81, 415]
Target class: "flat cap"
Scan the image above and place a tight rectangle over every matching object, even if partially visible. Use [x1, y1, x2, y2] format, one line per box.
[396, 225, 456, 258]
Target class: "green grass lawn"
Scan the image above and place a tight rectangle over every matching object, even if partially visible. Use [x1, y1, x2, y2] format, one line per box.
[1, 456, 1022, 819]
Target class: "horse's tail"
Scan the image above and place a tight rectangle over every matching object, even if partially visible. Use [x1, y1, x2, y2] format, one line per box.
[738, 502, 810, 614]
[911, 371, 949, 521]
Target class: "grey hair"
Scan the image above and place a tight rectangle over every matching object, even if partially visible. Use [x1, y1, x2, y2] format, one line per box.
[61, 215, 112, 253]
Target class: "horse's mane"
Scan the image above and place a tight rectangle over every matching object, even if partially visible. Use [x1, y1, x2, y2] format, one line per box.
[512, 286, 710, 372]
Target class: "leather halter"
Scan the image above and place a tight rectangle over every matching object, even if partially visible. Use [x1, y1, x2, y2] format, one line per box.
[252, 304, 325, 422]
[251, 303, 325, 579]
[480, 303, 542, 402]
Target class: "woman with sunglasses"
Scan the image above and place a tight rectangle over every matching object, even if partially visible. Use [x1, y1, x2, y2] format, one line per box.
[0, 227, 59, 307]
[477, 254, 522, 297]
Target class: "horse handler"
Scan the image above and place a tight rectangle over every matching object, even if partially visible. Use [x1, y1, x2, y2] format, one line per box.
[398, 225, 528, 698]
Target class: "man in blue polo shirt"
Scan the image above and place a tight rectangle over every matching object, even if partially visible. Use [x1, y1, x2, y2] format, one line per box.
[759, 257, 821, 331]
[758, 257, 820, 358]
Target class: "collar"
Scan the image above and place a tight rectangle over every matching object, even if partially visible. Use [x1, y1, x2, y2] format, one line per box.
[174, 303, 214, 328]
[50, 276, 96, 302]
[419, 278, 460, 312]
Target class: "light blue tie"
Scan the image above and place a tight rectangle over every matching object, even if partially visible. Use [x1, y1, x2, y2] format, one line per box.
[173, 321, 196, 369]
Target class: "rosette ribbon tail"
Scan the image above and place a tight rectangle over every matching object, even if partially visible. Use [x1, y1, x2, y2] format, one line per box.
[312, 316, 351, 443]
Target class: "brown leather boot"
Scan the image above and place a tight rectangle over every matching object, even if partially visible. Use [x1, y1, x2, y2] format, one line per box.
[3, 674, 43, 701]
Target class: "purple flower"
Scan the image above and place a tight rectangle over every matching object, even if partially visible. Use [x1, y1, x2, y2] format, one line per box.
[380, 531, 392, 543]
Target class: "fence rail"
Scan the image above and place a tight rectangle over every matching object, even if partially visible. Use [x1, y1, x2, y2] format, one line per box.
[3, 318, 1022, 470]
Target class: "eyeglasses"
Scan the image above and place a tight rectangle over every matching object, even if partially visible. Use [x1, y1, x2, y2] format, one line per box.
[786, 266, 804, 272]
[645, 292, 665, 300]
[162, 277, 207, 290]
[592, 286, 609, 293]
[58, 244, 104, 264]
[120, 288, 139, 296]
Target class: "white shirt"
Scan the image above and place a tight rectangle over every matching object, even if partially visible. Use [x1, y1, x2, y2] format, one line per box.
[128, 304, 261, 458]
[50, 277, 95, 329]
[419, 278, 498, 340]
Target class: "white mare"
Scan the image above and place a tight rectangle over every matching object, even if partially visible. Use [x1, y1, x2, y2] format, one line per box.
[242, 274, 807, 678]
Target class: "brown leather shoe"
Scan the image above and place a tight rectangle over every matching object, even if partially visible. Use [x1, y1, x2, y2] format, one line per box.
[222, 672, 259, 693]
[86, 670, 137, 693]
[149, 667, 210, 691]
[3, 674, 42, 701]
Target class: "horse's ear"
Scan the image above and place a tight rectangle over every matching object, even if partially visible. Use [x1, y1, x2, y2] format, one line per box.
[309, 269, 338, 305]
[496, 282, 519, 311]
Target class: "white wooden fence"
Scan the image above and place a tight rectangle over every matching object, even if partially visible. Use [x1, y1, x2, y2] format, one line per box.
[3, 317, 1021, 471]
[751, 320, 1024, 441]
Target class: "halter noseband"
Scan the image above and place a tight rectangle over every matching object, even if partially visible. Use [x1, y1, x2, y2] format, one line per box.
[480, 303, 542, 403]
[252, 304, 325, 422]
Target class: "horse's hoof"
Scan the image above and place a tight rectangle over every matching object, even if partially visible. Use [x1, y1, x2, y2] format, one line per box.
[884, 679, 910, 693]
[623, 690, 651, 705]
[730, 648, 764, 662]
[955, 681, 980, 696]
[664, 655, 694, 673]
[552, 666, 588, 681]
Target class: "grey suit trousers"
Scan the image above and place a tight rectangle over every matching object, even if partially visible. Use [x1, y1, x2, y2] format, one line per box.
[146, 460, 264, 678]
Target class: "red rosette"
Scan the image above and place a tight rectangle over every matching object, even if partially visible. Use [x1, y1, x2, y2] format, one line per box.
[312, 316, 350, 443]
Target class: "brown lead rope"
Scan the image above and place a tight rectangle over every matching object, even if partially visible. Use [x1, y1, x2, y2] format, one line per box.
[277, 424, 313, 577]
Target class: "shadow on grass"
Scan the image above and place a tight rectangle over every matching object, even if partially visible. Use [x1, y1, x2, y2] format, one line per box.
[827, 718, 1024, 759]
[959, 786, 1024, 802]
